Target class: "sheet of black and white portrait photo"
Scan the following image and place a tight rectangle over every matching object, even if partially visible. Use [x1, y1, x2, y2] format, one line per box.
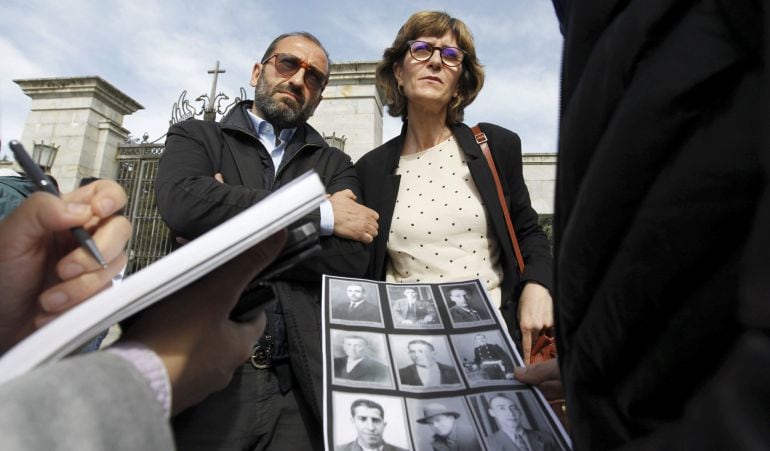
[329, 329, 395, 389]
[388, 334, 464, 392]
[321, 276, 572, 450]
[386, 284, 443, 329]
[439, 281, 495, 327]
[327, 277, 384, 326]
[450, 329, 523, 388]
[331, 392, 411, 451]
[469, 389, 570, 451]
[405, 396, 483, 451]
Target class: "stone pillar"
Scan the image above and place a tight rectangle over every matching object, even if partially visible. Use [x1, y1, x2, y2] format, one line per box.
[522, 153, 557, 215]
[309, 61, 383, 162]
[14, 76, 143, 192]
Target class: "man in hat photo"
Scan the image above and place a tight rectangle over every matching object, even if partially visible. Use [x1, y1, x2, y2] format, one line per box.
[416, 403, 480, 451]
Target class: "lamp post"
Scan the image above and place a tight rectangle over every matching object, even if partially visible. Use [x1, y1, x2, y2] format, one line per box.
[31, 141, 59, 173]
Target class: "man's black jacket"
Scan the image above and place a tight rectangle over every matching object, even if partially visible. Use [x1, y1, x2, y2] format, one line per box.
[155, 100, 368, 419]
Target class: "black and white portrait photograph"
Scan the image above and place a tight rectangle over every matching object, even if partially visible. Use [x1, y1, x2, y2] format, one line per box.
[332, 392, 411, 451]
[386, 285, 442, 329]
[329, 329, 394, 388]
[469, 390, 566, 451]
[389, 335, 464, 392]
[406, 396, 482, 451]
[439, 282, 494, 327]
[450, 330, 522, 387]
[328, 278, 384, 326]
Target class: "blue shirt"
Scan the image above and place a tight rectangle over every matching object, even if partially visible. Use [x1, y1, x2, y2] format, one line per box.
[247, 109, 333, 235]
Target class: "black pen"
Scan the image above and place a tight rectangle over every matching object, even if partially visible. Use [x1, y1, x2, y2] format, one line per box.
[8, 140, 108, 269]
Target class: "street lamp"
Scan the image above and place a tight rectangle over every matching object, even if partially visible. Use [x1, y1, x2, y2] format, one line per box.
[32, 141, 59, 173]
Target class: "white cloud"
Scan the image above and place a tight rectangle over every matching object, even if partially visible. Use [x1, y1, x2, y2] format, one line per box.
[1, 0, 563, 156]
[467, 64, 560, 152]
[0, 37, 47, 156]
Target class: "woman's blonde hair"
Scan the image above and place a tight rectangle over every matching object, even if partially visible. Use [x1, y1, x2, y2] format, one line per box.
[376, 11, 485, 125]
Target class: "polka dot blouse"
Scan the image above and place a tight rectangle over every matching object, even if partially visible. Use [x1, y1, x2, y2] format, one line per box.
[385, 136, 504, 307]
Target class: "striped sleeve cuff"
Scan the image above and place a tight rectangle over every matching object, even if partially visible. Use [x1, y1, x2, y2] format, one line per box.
[106, 341, 172, 418]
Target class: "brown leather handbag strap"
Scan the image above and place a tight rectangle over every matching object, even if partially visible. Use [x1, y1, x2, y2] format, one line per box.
[471, 125, 526, 274]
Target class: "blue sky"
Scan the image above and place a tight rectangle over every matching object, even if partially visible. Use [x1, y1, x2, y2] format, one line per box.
[0, 0, 563, 159]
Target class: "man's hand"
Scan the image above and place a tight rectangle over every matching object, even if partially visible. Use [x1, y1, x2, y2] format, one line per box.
[123, 230, 287, 415]
[518, 282, 554, 364]
[329, 189, 379, 244]
[0, 180, 130, 352]
[514, 358, 564, 400]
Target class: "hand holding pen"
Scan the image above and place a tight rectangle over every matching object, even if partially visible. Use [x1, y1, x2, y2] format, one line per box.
[0, 141, 131, 342]
[8, 140, 109, 268]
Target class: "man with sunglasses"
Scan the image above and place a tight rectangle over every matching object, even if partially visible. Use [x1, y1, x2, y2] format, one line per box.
[156, 31, 379, 450]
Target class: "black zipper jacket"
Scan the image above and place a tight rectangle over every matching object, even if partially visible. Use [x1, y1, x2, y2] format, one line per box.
[156, 100, 368, 419]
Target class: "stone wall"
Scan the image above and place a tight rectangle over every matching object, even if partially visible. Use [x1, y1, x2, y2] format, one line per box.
[309, 61, 383, 162]
[522, 153, 557, 215]
[14, 77, 142, 192]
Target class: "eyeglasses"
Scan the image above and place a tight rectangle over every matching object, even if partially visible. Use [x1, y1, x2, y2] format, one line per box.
[407, 40, 465, 67]
[261, 53, 328, 90]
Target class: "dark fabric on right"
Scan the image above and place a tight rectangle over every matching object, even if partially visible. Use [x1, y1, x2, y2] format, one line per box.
[552, 0, 769, 449]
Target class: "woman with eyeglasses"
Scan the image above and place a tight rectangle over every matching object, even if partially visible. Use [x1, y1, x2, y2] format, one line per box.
[356, 11, 553, 361]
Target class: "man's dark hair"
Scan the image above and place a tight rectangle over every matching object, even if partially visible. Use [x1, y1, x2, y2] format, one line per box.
[260, 31, 331, 75]
[344, 335, 369, 346]
[347, 283, 365, 293]
[350, 399, 384, 418]
[408, 339, 435, 351]
[488, 393, 520, 411]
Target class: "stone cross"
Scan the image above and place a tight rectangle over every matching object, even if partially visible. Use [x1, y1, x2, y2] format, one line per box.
[204, 61, 226, 121]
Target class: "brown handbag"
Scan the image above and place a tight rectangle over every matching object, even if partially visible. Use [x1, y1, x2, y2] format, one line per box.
[530, 328, 558, 364]
[472, 125, 568, 428]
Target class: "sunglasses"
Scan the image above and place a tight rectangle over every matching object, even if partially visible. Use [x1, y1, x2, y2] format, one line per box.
[407, 40, 466, 67]
[261, 53, 328, 90]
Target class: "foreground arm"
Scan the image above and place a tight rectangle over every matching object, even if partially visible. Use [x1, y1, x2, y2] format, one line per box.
[0, 180, 130, 352]
[124, 231, 285, 414]
[0, 178, 285, 447]
[0, 352, 173, 451]
[0, 232, 284, 450]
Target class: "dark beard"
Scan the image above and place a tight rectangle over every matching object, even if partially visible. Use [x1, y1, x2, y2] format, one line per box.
[252, 75, 315, 130]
